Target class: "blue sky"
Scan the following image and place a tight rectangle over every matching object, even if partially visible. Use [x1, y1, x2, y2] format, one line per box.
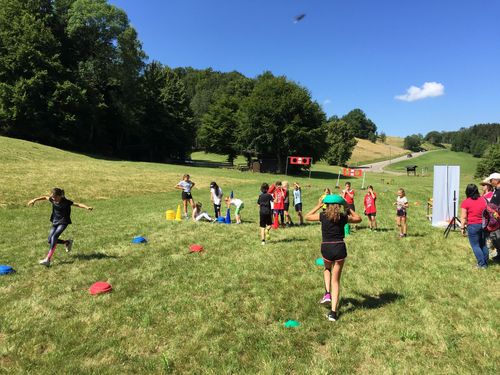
[109, 0, 500, 137]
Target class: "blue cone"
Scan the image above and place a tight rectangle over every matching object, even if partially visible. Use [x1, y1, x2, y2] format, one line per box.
[225, 208, 231, 224]
[131, 236, 148, 244]
[230, 191, 234, 199]
[0, 265, 14, 275]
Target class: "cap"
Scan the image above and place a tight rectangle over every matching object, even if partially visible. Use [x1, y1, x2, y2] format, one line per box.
[487, 172, 500, 180]
[323, 194, 346, 205]
[480, 177, 493, 186]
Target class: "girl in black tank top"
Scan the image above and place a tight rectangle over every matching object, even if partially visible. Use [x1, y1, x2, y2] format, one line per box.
[306, 195, 362, 321]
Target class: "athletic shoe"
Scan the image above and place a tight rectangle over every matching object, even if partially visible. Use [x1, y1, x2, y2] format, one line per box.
[39, 258, 50, 267]
[320, 293, 331, 304]
[326, 311, 338, 321]
[399, 233, 405, 238]
[265, 227, 271, 241]
[65, 239, 73, 253]
[261, 240, 266, 246]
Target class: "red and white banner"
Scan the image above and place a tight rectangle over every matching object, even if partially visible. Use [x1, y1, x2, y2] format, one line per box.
[288, 156, 311, 165]
[342, 168, 363, 177]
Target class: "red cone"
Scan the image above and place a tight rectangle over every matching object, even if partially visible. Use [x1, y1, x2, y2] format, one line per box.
[89, 281, 112, 295]
[189, 244, 204, 253]
[273, 213, 279, 229]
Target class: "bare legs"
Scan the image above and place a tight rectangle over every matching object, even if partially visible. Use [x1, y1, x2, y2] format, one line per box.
[323, 259, 345, 312]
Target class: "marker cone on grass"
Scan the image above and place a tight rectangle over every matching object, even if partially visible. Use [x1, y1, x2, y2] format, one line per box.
[175, 205, 182, 221]
[225, 208, 231, 224]
[273, 213, 279, 229]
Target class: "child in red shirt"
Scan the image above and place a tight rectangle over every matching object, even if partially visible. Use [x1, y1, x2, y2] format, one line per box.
[364, 185, 377, 231]
[269, 181, 286, 226]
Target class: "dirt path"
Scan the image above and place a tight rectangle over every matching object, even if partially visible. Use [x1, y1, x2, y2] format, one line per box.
[360, 151, 430, 174]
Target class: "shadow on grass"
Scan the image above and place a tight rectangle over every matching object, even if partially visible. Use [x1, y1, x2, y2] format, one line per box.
[340, 292, 403, 314]
[59, 253, 119, 264]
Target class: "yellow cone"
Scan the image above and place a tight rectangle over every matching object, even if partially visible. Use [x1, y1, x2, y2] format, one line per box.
[175, 205, 182, 221]
[166, 209, 175, 221]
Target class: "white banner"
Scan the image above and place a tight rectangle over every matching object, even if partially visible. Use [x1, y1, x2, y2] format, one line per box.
[432, 165, 460, 227]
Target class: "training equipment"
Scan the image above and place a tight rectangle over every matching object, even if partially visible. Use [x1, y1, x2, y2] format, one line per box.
[175, 205, 182, 221]
[284, 320, 300, 328]
[189, 244, 203, 253]
[131, 236, 147, 244]
[225, 208, 231, 224]
[217, 216, 226, 223]
[432, 165, 460, 229]
[285, 156, 313, 178]
[315, 258, 324, 266]
[344, 224, 350, 236]
[272, 213, 279, 229]
[0, 265, 14, 275]
[166, 209, 175, 221]
[89, 281, 112, 295]
[323, 194, 346, 205]
[230, 191, 234, 199]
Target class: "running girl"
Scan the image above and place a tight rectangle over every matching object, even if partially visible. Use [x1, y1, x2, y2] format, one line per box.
[209, 181, 223, 218]
[175, 174, 195, 219]
[364, 185, 377, 231]
[305, 194, 362, 321]
[257, 183, 273, 245]
[225, 196, 244, 224]
[394, 188, 409, 237]
[27, 188, 93, 267]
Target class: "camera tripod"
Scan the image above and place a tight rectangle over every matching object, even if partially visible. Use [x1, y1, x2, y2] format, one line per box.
[444, 190, 461, 238]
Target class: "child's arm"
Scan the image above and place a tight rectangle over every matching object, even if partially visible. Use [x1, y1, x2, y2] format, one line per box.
[346, 190, 355, 199]
[190, 181, 195, 188]
[174, 184, 183, 190]
[27, 195, 49, 206]
[73, 202, 93, 211]
[346, 207, 362, 224]
[305, 201, 324, 222]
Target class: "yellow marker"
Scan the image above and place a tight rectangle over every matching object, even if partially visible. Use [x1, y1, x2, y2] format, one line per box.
[166, 210, 175, 221]
[175, 205, 182, 221]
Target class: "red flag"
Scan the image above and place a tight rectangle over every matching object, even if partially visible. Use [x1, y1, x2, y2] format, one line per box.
[289, 156, 311, 165]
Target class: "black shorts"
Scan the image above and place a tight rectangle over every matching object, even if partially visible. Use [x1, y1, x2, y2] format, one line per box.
[260, 213, 272, 228]
[346, 203, 355, 212]
[365, 212, 376, 217]
[284, 202, 290, 211]
[182, 192, 193, 201]
[397, 209, 407, 217]
[321, 242, 347, 262]
[295, 203, 302, 212]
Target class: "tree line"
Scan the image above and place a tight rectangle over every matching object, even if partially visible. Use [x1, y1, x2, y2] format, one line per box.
[0, 0, 380, 172]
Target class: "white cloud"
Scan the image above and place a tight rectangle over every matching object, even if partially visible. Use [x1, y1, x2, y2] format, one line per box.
[395, 82, 445, 102]
[323, 99, 332, 105]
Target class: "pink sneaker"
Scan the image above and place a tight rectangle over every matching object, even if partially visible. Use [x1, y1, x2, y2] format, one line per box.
[320, 293, 331, 304]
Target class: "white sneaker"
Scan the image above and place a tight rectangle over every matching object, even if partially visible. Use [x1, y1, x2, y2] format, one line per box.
[39, 258, 50, 267]
[65, 239, 73, 253]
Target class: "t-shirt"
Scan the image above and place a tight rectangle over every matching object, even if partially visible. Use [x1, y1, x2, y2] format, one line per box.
[293, 189, 302, 205]
[49, 197, 73, 225]
[461, 197, 487, 225]
[210, 187, 223, 205]
[491, 187, 500, 206]
[364, 192, 377, 214]
[483, 191, 493, 202]
[396, 196, 408, 210]
[177, 180, 193, 193]
[273, 188, 285, 210]
[343, 189, 355, 205]
[257, 193, 273, 215]
[284, 189, 289, 204]
[229, 198, 243, 208]
[320, 212, 348, 242]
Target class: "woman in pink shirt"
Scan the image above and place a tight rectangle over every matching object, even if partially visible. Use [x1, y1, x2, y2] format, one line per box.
[460, 184, 489, 268]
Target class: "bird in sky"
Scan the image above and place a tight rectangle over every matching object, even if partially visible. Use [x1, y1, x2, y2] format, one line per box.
[293, 14, 306, 23]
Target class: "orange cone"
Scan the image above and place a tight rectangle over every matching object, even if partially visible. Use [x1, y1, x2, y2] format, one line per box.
[273, 213, 279, 229]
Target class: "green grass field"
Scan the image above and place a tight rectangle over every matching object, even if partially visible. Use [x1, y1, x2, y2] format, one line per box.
[0, 136, 498, 374]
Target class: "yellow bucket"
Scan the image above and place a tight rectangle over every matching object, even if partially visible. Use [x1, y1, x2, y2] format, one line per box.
[166, 210, 175, 221]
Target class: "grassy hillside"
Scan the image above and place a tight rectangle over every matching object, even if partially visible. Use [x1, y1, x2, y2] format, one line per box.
[349, 138, 408, 165]
[0, 136, 498, 374]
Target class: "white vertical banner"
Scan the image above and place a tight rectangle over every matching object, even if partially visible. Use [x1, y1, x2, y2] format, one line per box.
[432, 165, 460, 227]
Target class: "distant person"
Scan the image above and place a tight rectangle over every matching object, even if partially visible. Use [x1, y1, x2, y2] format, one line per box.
[318, 187, 331, 210]
[394, 188, 409, 237]
[305, 194, 362, 321]
[225, 196, 244, 224]
[293, 182, 304, 225]
[341, 182, 355, 212]
[27, 188, 93, 267]
[460, 184, 489, 269]
[282, 181, 294, 227]
[175, 174, 195, 219]
[364, 185, 377, 231]
[485, 173, 500, 262]
[269, 181, 286, 226]
[192, 202, 215, 222]
[209, 181, 223, 218]
[257, 183, 273, 245]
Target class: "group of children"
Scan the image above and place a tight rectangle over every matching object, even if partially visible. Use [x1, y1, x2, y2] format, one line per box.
[174, 174, 244, 224]
[27, 176, 409, 323]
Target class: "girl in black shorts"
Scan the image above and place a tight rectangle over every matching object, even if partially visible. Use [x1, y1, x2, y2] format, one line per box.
[305, 194, 361, 321]
[175, 174, 195, 219]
